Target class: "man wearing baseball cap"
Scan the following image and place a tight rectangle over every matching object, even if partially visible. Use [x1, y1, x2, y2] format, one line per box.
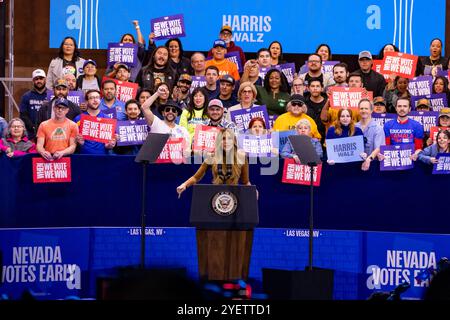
[415, 98, 431, 112]
[206, 25, 246, 66]
[438, 107, 450, 126]
[373, 96, 387, 114]
[36, 78, 81, 129]
[354, 50, 386, 97]
[19, 69, 48, 139]
[217, 75, 238, 109]
[36, 97, 78, 160]
[173, 74, 192, 108]
[273, 94, 321, 140]
[76, 59, 101, 91]
[205, 39, 240, 81]
[114, 63, 131, 82]
[205, 99, 236, 130]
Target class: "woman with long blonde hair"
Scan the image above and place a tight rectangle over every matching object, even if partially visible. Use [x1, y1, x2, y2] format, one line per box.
[176, 129, 250, 195]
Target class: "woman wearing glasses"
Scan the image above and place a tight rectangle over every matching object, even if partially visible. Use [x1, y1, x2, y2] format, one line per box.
[280, 119, 323, 161]
[0, 118, 37, 157]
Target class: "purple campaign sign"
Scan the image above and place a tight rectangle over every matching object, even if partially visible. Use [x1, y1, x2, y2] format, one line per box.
[408, 111, 439, 132]
[408, 76, 433, 97]
[259, 67, 271, 80]
[229, 105, 270, 132]
[189, 76, 206, 93]
[275, 63, 296, 84]
[268, 115, 278, 129]
[238, 133, 275, 157]
[372, 113, 396, 127]
[258, 64, 295, 83]
[380, 144, 414, 171]
[436, 69, 449, 78]
[151, 14, 186, 40]
[433, 153, 450, 174]
[46, 90, 85, 105]
[107, 43, 138, 67]
[322, 61, 340, 76]
[225, 52, 242, 73]
[116, 120, 149, 146]
[411, 94, 448, 112]
[298, 60, 340, 75]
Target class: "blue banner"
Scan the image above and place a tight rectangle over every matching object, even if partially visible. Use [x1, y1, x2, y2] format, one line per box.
[49, 0, 445, 55]
[0, 229, 90, 299]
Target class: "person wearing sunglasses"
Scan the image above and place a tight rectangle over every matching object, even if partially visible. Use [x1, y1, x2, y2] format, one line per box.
[272, 94, 322, 141]
[140, 85, 190, 148]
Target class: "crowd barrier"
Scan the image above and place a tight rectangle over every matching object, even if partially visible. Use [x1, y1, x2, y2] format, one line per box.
[0, 154, 448, 233]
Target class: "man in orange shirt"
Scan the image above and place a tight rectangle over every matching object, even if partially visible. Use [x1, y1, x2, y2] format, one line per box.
[36, 97, 78, 160]
[205, 39, 240, 81]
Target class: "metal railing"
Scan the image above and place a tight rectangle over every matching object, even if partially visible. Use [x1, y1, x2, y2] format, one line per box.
[0, 77, 31, 120]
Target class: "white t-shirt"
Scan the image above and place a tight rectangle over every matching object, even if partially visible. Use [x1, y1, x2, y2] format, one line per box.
[151, 116, 191, 147]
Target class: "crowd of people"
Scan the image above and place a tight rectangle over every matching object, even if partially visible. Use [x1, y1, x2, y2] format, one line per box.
[1, 22, 449, 173]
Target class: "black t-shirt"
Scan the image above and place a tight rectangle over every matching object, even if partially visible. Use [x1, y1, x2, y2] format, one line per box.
[306, 96, 327, 140]
[305, 73, 323, 86]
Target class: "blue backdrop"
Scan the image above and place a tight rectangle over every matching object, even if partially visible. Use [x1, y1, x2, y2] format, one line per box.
[49, 0, 445, 55]
[0, 154, 449, 234]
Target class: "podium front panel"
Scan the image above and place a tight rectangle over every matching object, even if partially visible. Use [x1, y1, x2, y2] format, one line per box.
[190, 184, 259, 230]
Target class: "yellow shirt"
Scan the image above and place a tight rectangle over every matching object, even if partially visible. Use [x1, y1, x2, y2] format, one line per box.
[273, 112, 321, 140]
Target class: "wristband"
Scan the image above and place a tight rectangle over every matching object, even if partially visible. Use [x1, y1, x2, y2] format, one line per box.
[135, 26, 140, 29]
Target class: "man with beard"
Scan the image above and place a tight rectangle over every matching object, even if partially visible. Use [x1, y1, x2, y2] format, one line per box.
[36, 78, 81, 129]
[204, 99, 236, 130]
[172, 74, 192, 109]
[205, 39, 240, 81]
[383, 97, 423, 159]
[140, 86, 190, 147]
[137, 46, 177, 91]
[63, 73, 77, 91]
[297, 53, 334, 88]
[114, 64, 132, 82]
[217, 75, 238, 109]
[73, 89, 117, 154]
[330, 63, 349, 88]
[100, 79, 126, 120]
[19, 69, 48, 139]
[36, 97, 78, 160]
[354, 50, 386, 97]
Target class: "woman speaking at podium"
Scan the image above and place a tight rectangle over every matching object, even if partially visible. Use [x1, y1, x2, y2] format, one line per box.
[176, 128, 256, 282]
[176, 129, 251, 194]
